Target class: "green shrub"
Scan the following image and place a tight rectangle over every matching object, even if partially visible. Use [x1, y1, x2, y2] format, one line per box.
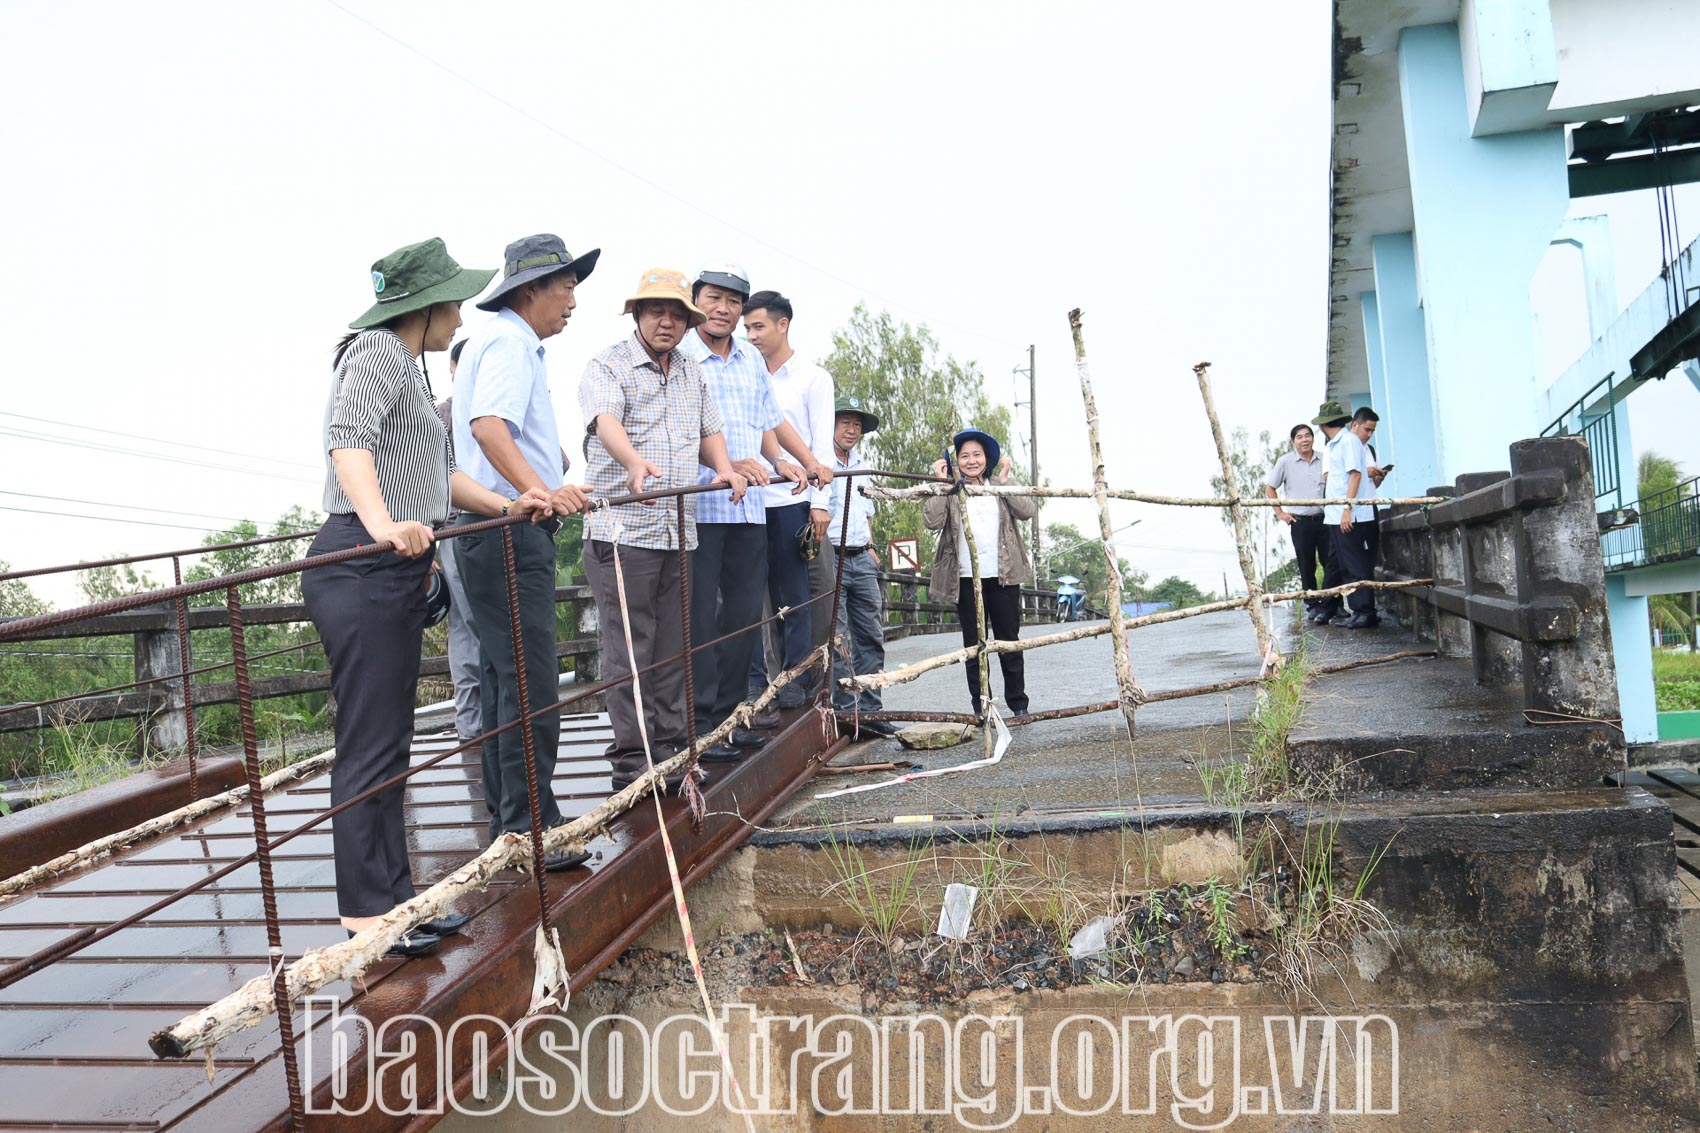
[1657, 679, 1700, 712]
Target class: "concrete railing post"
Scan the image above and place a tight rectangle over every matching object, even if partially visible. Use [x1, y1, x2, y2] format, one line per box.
[1455, 470, 1521, 687]
[134, 605, 186, 754]
[573, 576, 603, 713]
[1511, 436, 1620, 720]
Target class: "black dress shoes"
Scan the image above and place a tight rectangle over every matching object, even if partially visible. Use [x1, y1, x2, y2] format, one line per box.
[846, 718, 898, 739]
[419, 912, 470, 936]
[350, 927, 442, 958]
[701, 742, 744, 762]
[611, 767, 709, 795]
[543, 847, 591, 871]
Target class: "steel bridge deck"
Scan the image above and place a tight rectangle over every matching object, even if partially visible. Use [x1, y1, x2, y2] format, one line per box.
[0, 707, 839, 1131]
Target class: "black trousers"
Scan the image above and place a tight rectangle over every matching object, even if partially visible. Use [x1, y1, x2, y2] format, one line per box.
[690, 522, 769, 733]
[955, 577, 1027, 715]
[1289, 514, 1327, 611]
[747, 501, 814, 696]
[1333, 519, 1381, 615]
[1319, 519, 1347, 618]
[301, 514, 432, 918]
[582, 540, 688, 781]
[459, 521, 563, 841]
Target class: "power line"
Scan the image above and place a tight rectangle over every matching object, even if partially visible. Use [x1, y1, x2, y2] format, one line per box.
[0, 411, 319, 472]
[322, 0, 1025, 354]
[0, 504, 238, 533]
[0, 427, 322, 486]
[0, 490, 261, 526]
[1043, 520, 1144, 559]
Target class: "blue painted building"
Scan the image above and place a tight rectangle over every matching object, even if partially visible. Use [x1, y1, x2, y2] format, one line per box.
[1327, 1, 1700, 745]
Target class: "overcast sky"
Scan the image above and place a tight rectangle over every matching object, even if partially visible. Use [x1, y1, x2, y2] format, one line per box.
[2, 1, 1695, 610]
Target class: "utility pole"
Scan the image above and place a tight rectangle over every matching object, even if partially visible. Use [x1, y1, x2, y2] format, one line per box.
[1014, 344, 1040, 577]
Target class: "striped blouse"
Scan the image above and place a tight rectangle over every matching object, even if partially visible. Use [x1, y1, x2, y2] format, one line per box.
[320, 329, 454, 525]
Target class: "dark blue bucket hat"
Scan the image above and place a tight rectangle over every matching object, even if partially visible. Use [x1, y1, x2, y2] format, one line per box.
[476, 233, 600, 312]
[952, 428, 1002, 473]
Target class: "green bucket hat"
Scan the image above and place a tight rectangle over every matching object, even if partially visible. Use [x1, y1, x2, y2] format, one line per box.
[349, 238, 497, 330]
[833, 395, 879, 433]
[1311, 399, 1351, 428]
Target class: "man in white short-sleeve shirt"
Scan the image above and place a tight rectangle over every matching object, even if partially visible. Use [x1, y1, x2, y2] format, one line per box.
[1326, 406, 1383, 628]
[742, 291, 837, 703]
[1266, 422, 1327, 621]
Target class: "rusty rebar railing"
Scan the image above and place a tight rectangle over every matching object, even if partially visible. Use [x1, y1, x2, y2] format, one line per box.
[0, 460, 1432, 1124]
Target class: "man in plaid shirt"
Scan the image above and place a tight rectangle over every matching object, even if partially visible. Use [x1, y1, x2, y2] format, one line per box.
[579, 268, 748, 793]
[682, 262, 832, 760]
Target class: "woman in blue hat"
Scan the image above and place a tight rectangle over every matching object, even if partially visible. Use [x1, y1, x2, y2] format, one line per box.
[305, 238, 561, 956]
[925, 428, 1037, 716]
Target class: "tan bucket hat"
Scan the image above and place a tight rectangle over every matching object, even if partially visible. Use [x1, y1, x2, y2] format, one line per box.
[620, 267, 707, 327]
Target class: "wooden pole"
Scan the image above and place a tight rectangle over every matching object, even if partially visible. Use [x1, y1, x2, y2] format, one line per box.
[150, 646, 826, 1060]
[1028, 343, 1040, 577]
[1193, 361, 1277, 668]
[839, 649, 1438, 725]
[841, 578, 1432, 692]
[0, 748, 337, 904]
[859, 483, 1444, 509]
[1070, 308, 1145, 737]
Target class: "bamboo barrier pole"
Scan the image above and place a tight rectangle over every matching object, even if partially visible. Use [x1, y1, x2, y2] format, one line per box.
[837, 649, 1438, 725]
[1069, 308, 1145, 736]
[0, 748, 337, 904]
[1193, 361, 1277, 668]
[859, 483, 1444, 508]
[841, 578, 1431, 692]
[150, 646, 826, 1061]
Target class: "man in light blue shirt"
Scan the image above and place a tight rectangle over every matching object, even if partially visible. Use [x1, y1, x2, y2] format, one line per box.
[681, 262, 832, 755]
[452, 233, 595, 870]
[1311, 401, 1352, 623]
[826, 396, 894, 735]
[1326, 406, 1383, 628]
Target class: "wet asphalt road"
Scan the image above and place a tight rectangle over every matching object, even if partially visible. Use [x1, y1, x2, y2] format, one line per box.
[773, 609, 1290, 827]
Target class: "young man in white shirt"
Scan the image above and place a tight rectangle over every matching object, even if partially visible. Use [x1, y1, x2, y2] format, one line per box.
[742, 291, 837, 708]
[1327, 407, 1383, 628]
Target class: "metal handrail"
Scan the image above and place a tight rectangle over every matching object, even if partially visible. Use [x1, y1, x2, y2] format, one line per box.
[1604, 474, 1700, 570]
[1541, 371, 1622, 507]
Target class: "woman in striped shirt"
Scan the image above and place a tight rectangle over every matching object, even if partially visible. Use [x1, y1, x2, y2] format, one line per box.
[305, 237, 562, 956]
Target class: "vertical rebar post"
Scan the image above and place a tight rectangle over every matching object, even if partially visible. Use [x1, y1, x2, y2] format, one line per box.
[500, 525, 552, 925]
[226, 586, 305, 1127]
[676, 496, 704, 828]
